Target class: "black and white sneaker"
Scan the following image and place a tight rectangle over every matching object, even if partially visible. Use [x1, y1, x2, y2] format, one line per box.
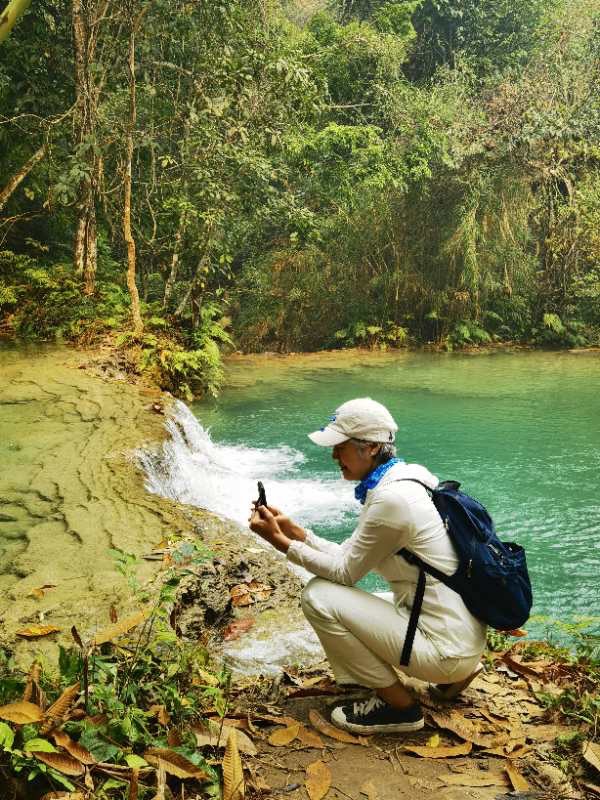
[330, 695, 424, 734]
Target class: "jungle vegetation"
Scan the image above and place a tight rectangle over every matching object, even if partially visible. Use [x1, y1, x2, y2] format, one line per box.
[1, 0, 599, 394]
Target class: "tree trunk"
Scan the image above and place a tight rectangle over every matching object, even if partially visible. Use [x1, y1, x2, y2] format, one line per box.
[0, 144, 45, 212]
[0, 0, 32, 44]
[123, 2, 143, 335]
[163, 206, 187, 309]
[72, 0, 98, 295]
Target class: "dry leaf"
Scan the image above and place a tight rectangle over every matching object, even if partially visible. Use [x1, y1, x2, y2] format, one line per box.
[29, 585, 57, 600]
[428, 709, 496, 747]
[583, 741, 600, 773]
[230, 585, 254, 607]
[33, 751, 84, 776]
[268, 723, 300, 746]
[246, 580, 273, 601]
[222, 728, 244, 800]
[40, 794, 85, 800]
[23, 661, 46, 709]
[0, 700, 44, 725]
[505, 761, 531, 791]
[360, 780, 378, 799]
[404, 741, 473, 758]
[193, 720, 257, 755]
[222, 618, 255, 641]
[440, 773, 507, 787]
[40, 683, 81, 734]
[297, 725, 325, 748]
[309, 709, 363, 745]
[16, 624, 61, 639]
[305, 759, 331, 800]
[582, 782, 600, 797]
[167, 728, 182, 747]
[149, 705, 171, 726]
[51, 730, 96, 764]
[92, 610, 149, 646]
[109, 605, 118, 623]
[154, 760, 166, 800]
[144, 748, 208, 780]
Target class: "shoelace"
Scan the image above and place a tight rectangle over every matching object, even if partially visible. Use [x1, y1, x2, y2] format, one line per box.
[352, 695, 385, 717]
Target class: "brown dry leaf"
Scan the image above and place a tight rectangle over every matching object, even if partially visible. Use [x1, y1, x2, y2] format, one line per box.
[16, 624, 61, 639]
[360, 780, 378, 799]
[583, 741, 600, 773]
[305, 759, 331, 800]
[149, 704, 171, 726]
[109, 605, 118, 623]
[23, 661, 47, 709]
[230, 585, 254, 607]
[223, 728, 245, 800]
[29, 584, 57, 600]
[92, 610, 149, 646]
[505, 761, 531, 791]
[33, 751, 84, 776]
[154, 760, 166, 800]
[404, 741, 473, 759]
[268, 723, 300, 746]
[440, 773, 507, 787]
[222, 618, 255, 641]
[144, 748, 209, 780]
[0, 700, 44, 725]
[167, 728, 182, 747]
[40, 683, 81, 734]
[193, 720, 257, 756]
[428, 709, 494, 747]
[51, 730, 96, 765]
[583, 782, 600, 797]
[40, 794, 85, 800]
[246, 580, 273, 601]
[309, 709, 363, 745]
[297, 725, 325, 748]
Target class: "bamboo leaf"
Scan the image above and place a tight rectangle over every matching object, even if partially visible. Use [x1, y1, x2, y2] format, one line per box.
[16, 624, 61, 639]
[308, 709, 363, 745]
[583, 741, 600, 773]
[143, 748, 209, 780]
[223, 728, 244, 800]
[92, 610, 149, 646]
[268, 723, 300, 746]
[34, 751, 85, 776]
[40, 683, 81, 734]
[51, 729, 96, 764]
[403, 741, 473, 758]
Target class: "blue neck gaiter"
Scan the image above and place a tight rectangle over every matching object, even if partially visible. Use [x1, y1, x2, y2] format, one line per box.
[354, 457, 403, 505]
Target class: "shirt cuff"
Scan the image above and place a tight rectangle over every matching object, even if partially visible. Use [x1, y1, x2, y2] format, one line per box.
[287, 540, 310, 567]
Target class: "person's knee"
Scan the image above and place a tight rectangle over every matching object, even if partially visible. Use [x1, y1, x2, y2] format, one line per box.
[301, 577, 330, 616]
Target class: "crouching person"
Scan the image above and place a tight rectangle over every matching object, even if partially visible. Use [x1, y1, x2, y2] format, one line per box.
[249, 398, 485, 735]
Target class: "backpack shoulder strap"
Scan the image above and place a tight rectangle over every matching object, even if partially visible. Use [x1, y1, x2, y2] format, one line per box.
[400, 567, 426, 666]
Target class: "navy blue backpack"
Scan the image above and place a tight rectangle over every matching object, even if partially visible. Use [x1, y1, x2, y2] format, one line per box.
[397, 480, 533, 666]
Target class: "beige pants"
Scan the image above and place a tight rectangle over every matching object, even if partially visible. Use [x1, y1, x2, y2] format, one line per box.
[301, 577, 482, 689]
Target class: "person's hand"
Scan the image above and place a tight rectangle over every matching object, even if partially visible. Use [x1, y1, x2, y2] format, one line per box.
[248, 505, 291, 553]
[264, 506, 307, 542]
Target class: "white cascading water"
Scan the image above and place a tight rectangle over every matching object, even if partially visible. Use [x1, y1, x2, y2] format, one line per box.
[139, 400, 357, 531]
[138, 400, 358, 674]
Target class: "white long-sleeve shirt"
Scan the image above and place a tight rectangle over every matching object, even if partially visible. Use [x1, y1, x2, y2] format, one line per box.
[287, 462, 487, 659]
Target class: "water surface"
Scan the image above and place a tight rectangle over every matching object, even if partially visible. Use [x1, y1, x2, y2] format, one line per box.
[188, 350, 600, 633]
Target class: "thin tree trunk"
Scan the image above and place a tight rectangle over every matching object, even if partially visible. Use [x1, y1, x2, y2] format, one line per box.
[123, 2, 143, 335]
[163, 206, 187, 309]
[0, 0, 31, 43]
[0, 144, 46, 212]
[72, 0, 98, 295]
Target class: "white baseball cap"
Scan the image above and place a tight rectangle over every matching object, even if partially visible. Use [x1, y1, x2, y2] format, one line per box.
[308, 397, 398, 447]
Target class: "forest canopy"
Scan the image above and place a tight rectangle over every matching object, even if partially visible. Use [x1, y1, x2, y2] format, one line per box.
[1, 0, 599, 394]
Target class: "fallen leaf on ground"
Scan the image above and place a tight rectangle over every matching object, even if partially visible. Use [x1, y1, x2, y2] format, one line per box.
[0, 700, 44, 724]
[360, 779, 378, 799]
[268, 723, 300, 746]
[92, 610, 149, 646]
[222, 729, 244, 800]
[22, 662, 46, 709]
[583, 782, 600, 797]
[505, 761, 531, 791]
[149, 704, 171, 726]
[583, 741, 600, 773]
[193, 720, 257, 755]
[404, 741, 473, 758]
[28, 585, 57, 600]
[40, 683, 81, 734]
[309, 709, 364, 745]
[246, 580, 273, 600]
[33, 751, 84, 776]
[428, 709, 497, 748]
[40, 793, 85, 799]
[230, 585, 254, 607]
[143, 749, 209, 780]
[297, 725, 325, 748]
[440, 772, 507, 787]
[16, 625, 61, 638]
[51, 730, 96, 764]
[305, 759, 331, 800]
